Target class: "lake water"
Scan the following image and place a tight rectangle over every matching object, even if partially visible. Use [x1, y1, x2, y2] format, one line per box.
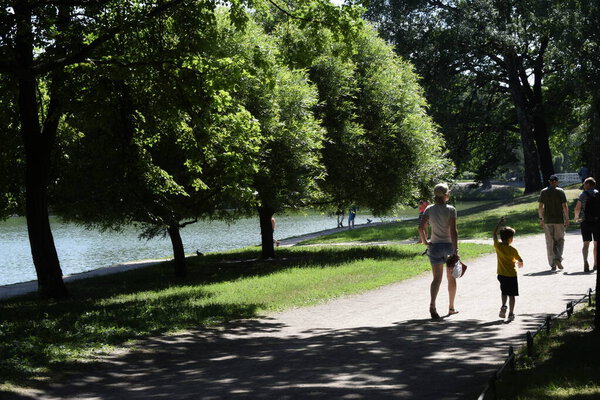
[0, 212, 405, 286]
[0, 201, 493, 287]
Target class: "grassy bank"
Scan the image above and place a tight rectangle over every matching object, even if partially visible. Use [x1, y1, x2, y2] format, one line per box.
[0, 242, 492, 388]
[496, 306, 600, 399]
[301, 188, 581, 244]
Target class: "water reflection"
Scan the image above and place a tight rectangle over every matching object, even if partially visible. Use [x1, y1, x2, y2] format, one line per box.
[0, 213, 399, 286]
[0, 201, 492, 286]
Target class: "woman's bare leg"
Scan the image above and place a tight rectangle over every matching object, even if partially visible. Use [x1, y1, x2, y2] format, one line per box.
[430, 264, 443, 309]
[446, 266, 457, 311]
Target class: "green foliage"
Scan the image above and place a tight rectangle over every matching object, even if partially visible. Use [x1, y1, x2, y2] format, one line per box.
[364, 0, 566, 184]
[51, 6, 264, 238]
[275, 22, 453, 213]
[215, 13, 326, 212]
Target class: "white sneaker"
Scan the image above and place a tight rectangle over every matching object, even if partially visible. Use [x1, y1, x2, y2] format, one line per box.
[499, 305, 507, 318]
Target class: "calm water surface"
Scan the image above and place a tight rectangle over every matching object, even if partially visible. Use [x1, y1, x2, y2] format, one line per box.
[0, 201, 491, 287]
[0, 212, 401, 286]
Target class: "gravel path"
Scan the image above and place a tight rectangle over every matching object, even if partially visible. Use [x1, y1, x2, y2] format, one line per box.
[5, 230, 596, 400]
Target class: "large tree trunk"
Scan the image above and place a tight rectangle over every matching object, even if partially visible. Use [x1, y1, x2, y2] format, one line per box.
[167, 225, 187, 278]
[531, 57, 554, 182]
[15, 3, 68, 299]
[258, 206, 275, 259]
[505, 54, 543, 194]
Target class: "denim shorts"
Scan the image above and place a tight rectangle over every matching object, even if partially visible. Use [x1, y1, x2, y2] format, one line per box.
[427, 243, 454, 265]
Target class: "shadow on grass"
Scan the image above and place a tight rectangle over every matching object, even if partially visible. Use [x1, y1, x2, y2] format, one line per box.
[0, 245, 421, 387]
[1, 312, 553, 399]
[496, 308, 600, 399]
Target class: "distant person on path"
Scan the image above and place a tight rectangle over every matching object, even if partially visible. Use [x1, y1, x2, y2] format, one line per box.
[493, 217, 524, 322]
[419, 183, 459, 319]
[348, 205, 357, 229]
[271, 217, 280, 247]
[336, 208, 344, 228]
[574, 177, 599, 272]
[538, 174, 570, 271]
[417, 200, 428, 244]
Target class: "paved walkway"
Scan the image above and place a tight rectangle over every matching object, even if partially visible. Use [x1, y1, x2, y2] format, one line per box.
[5, 230, 597, 400]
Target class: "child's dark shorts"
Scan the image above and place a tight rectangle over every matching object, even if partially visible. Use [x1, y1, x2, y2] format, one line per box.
[497, 275, 519, 296]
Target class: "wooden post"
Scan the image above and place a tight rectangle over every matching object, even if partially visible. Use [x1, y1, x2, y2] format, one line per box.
[567, 301, 573, 318]
[508, 346, 515, 371]
[546, 315, 552, 333]
[526, 331, 534, 357]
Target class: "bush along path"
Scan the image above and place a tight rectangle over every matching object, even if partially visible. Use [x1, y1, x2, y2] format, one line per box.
[4, 231, 597, 400]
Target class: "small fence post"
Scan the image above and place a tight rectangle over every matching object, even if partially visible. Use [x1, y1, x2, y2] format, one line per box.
[589, 288, 593, 307]
[566, 301, 573, 318]
[546, 315, 552, 333]
[526, 331, 534, 357]
[508, 346, 515, 371]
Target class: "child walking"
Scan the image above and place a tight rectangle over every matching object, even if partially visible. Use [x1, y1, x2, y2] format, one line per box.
[493, 217, 524, 321]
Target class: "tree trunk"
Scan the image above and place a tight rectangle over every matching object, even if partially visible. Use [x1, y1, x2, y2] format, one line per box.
[167, 225, 187, 278]
[505, 54, 543, 194]
[258, 206, 275, 259]
[16, 3, 68, 299]
[531, 65, 554, 181]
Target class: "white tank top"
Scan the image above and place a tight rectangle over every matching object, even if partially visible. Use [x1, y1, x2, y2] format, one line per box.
[424, 204, 457, 243]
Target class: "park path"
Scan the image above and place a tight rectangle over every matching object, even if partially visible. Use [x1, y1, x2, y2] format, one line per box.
[5, 230, 597, 400]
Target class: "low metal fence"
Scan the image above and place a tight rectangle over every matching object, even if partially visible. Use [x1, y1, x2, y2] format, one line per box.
[477, 288, 595, 400]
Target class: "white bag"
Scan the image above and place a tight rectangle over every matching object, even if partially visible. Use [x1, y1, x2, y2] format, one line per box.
[452, 261, 464, 279]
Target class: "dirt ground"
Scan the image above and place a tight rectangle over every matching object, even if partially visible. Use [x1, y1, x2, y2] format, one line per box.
[3, 230, 597, 400]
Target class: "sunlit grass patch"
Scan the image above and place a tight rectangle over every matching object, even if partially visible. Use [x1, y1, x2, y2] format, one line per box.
[0, 243, 492, 388]
[302, 189, 582, 243]
[496, 307, 600, 399]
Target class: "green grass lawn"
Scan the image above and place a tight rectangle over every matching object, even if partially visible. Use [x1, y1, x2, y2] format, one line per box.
[0, 188, 586, 392]
[496, 307, 600, 399]
[0, 242, 492, 389]
[301, 189, 581, 244]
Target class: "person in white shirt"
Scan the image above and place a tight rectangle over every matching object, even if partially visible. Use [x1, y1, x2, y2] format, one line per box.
[419, 183, 459, 320]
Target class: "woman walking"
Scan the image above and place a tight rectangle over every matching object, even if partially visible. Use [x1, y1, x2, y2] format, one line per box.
[418, 183, 459, 319]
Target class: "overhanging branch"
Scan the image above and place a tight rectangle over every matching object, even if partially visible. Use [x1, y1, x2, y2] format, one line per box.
[32, 0, 188, 75]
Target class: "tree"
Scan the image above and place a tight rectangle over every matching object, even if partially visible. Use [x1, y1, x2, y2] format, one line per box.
[0, 0, 357, 297]
[551, 0, 600, 178]
[51, 6, 264, 277]
[213, 14, 326, 259]
[0, 0, 211, 298]
[276, 22, 453, 214]
[364, 0, 562, 193]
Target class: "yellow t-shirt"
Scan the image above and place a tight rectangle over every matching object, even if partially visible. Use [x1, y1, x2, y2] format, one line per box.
[494, 237, 522, 277]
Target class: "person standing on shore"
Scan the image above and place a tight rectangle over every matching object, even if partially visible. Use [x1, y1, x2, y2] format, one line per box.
[538, 175, 570, 271]
[574, 177, 599, 272]
[419, 183, 459, 319]
[348, 205, 357, 229]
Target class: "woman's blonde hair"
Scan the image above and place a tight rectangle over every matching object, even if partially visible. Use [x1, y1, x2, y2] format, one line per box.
[433, 183, 450, 204]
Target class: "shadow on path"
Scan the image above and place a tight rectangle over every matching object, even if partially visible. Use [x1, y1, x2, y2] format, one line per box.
[7, 312, 549, 400]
